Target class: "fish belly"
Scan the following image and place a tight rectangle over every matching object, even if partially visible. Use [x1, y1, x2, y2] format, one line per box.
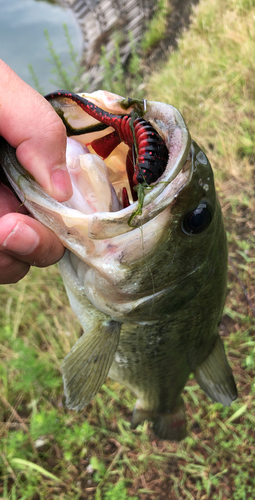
[108, 320, 201, 441]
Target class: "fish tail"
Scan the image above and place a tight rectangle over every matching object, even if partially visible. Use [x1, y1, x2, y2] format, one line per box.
[153, 398, 187, 441]
[131, 398, 186, 441]
[130, 408, 156, 430]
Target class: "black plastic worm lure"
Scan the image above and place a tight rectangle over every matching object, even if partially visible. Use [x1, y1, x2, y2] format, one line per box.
[45, 91, 169, 201]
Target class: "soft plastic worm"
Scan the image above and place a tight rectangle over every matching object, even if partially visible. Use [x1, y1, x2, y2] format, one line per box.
[45, 91, 169, 189]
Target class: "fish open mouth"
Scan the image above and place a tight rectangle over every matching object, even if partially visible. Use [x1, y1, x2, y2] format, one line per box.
[0, 91, 192, 255]
[44, 91, 192, 227]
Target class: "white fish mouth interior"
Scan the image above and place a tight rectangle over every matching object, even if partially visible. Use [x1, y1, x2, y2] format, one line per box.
[63, 105, 191, 218]
[65, 136, 127, 215]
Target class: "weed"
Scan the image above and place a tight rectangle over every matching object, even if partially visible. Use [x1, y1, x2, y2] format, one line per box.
[103, 480, 138, 499]
[29, 24, 87, 94]
[30, 25, 143, 98]
[141, 0, 171, 53]
[100, 32, 143, 98]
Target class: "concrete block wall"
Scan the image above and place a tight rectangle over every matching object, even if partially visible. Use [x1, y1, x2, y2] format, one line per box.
[63, 0, 157, 89]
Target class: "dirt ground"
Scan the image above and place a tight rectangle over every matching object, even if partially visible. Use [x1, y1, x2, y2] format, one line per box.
[147, 0, 200, 64]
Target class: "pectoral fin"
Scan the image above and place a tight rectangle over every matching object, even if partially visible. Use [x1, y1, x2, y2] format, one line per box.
[62, 320, 121, 410]
[194, 336, 237, 406]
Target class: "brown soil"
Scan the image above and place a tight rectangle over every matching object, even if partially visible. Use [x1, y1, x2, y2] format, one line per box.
[147, 0, 200, 64]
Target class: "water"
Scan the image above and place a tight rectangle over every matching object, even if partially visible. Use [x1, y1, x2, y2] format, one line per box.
[0, 0, 83, 94]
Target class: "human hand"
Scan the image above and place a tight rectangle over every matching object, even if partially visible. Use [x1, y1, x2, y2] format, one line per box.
[0, 60, 72, 284]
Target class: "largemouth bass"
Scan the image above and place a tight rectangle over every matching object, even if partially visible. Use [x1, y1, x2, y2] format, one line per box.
[0, 90, 237, 440]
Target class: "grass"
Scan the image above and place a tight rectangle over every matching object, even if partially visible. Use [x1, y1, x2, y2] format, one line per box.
[1, 0, 255, 498]
[141, 0, 172, 53]
[100, 32, 144, 98]
[29, 24, 87, 94]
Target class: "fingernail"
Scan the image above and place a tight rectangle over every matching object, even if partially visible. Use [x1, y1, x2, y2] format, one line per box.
[2, 221, 40, 255]
[51, 167, 73, 201]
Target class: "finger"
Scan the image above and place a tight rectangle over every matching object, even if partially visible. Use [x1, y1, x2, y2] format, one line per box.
[0, 251, 30, 284]
[0, 183, 29, 217]
[0, 213, 65, 267]
[0, 60, 72, 202]
[0, 184, 30, 283]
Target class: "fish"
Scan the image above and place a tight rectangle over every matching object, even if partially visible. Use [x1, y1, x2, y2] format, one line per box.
[0, 90, 237, 441]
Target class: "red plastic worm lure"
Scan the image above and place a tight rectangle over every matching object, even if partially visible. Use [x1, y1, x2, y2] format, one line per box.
[45, 90, 169, 203]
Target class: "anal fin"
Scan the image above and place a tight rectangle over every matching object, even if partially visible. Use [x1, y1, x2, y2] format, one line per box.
[62, 320, 121, 410]
[194, 336, 237, 406]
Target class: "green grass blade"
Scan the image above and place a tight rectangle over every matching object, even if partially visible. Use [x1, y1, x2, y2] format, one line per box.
[10, 458, 62, 482]
[226, 404, 248, 423]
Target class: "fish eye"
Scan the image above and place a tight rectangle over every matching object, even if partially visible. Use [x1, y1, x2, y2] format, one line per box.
[181, 203, 212, 235]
